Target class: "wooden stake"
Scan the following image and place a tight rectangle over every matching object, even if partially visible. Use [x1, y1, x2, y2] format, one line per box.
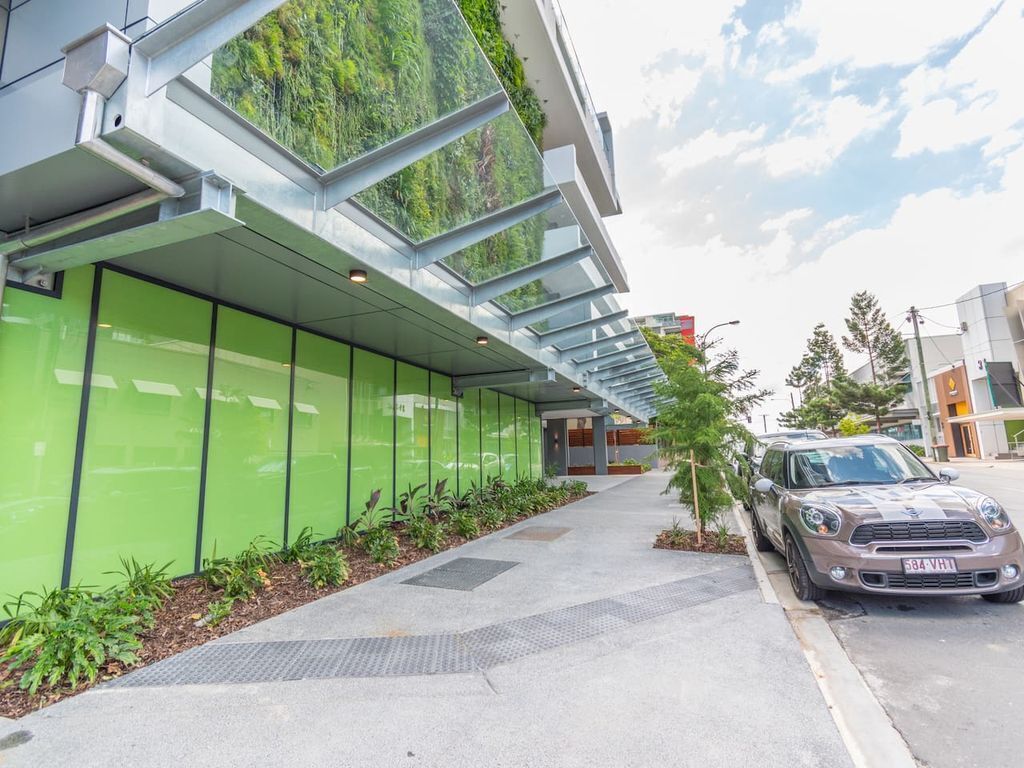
[690, 448, 702, 546]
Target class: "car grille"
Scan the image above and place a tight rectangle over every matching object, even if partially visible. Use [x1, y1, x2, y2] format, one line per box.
[850, 520, 986, 545]
[860, 570, 998, 590]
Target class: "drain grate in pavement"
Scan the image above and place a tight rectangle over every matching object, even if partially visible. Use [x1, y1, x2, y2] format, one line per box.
[505, 526, 571, 542]
[106, 564, 755, 688]
[401, 557, 520, 591]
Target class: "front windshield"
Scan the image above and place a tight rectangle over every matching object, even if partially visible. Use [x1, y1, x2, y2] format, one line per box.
[788, 443, 935, 489]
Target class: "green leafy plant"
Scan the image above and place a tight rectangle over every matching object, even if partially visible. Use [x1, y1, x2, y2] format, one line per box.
[363, 526, 400, 566]
[423, 478, 455, 520]
[398, 482, 428, 520]
[202, 537, 275, 600]
[107, 557, 174, 605]
[299, 545, 349, 589]
[202, 597, 235, 628]
[283, 527, 316, 563]
[407, 516, 447, 552]
[450, 508, 480, 539]
[0, 587, 147, 694]
[477, 505, 504, 531]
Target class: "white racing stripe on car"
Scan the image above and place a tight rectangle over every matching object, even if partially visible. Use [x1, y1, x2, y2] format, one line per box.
[856, 487, 948, 520]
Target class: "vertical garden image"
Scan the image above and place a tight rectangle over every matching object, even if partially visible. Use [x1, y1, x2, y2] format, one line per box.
[209, 0, 557, 308]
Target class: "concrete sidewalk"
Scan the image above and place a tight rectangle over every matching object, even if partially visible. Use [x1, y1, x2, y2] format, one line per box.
[0, 473, 851, 768]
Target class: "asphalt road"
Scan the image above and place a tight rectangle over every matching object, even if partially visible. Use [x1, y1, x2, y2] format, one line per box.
[824, 461, 1024, 768]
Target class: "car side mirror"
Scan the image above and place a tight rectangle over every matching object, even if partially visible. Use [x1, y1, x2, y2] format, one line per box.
[938, 468, 959, 483]
[753, 478, 774, 494]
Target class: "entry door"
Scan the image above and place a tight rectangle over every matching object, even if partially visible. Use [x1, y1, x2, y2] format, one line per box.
[960, 425, 976, 457]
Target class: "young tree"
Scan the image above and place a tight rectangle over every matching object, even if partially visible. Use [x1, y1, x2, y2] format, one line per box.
[780, 323, 848, 434]
[842, 291, 905, 385]
[838, 291, 908, 431]
[641, 328, 769, 541]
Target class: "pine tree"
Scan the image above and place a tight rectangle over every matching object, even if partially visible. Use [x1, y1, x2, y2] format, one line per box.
[780, 324, 848, 434]
[837, 291, 908, 432]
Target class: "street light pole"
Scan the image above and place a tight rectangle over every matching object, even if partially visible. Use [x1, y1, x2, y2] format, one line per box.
[699, 319, 740, 375]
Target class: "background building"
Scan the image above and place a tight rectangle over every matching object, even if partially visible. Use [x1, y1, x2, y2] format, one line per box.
[0, 0, 664, 598]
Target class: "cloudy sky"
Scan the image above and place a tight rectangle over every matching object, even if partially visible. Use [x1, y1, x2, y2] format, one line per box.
[558, 0, 1024, 428]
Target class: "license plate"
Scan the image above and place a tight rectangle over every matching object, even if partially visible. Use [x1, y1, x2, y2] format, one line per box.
[902, 557, 958, 574]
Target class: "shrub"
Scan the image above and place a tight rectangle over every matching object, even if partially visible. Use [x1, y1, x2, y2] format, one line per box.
[283, 527, 316, 563]
[908, 444, 927, 457]
[0, 587, 148, 694]
[363, 526, 400, 566]
[202, 597, 235, 628]
[398, 482, 427, 520]
[202, 537, 275, 600]
[478, 505, 504, 531]
[408, 516, 447, 552]
[108, 557, 174, 605]
[300, 545, 350, 589]
[450, 508, 480, 539]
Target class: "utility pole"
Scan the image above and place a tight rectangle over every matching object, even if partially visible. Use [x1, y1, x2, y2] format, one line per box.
[909, 306, 936, 456]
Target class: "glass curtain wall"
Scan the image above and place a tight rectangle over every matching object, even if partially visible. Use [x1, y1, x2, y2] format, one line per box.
[0, 268, 94, 597]
[72, 271, 212, 586]
[0, 265, 550, 595]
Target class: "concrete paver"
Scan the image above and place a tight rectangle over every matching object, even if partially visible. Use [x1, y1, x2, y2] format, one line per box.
[0, 473, 852, 768]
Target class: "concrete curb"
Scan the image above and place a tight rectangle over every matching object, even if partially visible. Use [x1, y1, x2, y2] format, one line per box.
[733, 505, 919, 768]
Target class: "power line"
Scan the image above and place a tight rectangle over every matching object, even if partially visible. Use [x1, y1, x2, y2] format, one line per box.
[916, 313, 962, 332]
[913, 279, 1024, 312]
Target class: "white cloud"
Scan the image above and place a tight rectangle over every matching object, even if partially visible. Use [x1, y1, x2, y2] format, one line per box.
[657, 125, 766, 175]
[761, 208, 813, 232]
[557, 0, 744, 127]
[895, 0, 1024, 158]
[769, 0, 996, 78]
[742, 96, 892, 176]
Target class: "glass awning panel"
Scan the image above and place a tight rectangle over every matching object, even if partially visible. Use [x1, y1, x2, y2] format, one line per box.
[355, 110, 546, 242]
[208, 0, 501, 172]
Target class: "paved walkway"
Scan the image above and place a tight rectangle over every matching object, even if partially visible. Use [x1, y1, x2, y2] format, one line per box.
[0, 473, 851, 767]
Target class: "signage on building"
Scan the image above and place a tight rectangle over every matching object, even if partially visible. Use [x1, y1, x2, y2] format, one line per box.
[947, 377, 958, 397]
[679, 314, 695, 346]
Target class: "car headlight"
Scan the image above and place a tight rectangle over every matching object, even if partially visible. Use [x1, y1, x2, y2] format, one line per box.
[977, 496, 1012, 531]
[799, 504, 842, 537]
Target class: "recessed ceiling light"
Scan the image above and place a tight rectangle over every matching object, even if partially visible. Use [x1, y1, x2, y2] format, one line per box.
[349, 269, 368, 283]
[572, 386, 581, 393]
[476, 336, 489, 346]
[97, 323, 112, 329]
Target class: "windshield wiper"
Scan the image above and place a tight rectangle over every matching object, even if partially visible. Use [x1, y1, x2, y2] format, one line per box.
[814, 480, 890, 487]
[898, 477, 937, 484]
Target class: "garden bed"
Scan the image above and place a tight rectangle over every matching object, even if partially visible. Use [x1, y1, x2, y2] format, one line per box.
[0, 482, 590, 719]
[654, 527, 747, 556]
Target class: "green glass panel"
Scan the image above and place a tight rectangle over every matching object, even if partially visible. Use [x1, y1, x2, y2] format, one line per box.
[531, 415, 543, 479]
[289, 331, 349, 541]
[395, 362, 429, 517]
[480, 388, 500, 482]
[515, 398, 531, 480]
[350, 349, 395, 518]
[498, 393, 516, 479]
[430, 372, 457, 493]
[356, 110, 546, 242]
[202, 308, 291, 559]
[457, 389, 481, 494]
[72, 271, 211, 586]
[209, 0, 500, 172]
[0, 267, 93, 598]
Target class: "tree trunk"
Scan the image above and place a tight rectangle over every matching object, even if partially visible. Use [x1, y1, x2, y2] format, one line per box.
[690, 449, 702, 546]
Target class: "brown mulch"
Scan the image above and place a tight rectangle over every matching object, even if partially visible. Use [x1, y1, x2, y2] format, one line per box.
[0, 492, 590, 719]
[654, 528, 748, 556]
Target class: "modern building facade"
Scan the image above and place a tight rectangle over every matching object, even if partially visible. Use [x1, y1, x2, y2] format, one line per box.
[938, 283, 1024, 458]
[0, 0, 664, 599]
[632, 312, 696, 345]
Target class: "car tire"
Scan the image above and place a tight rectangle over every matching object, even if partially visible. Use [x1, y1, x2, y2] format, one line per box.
[981, 586, 1024, 604]
[750, 512, 774, 552]
[785, 535, 827, 602]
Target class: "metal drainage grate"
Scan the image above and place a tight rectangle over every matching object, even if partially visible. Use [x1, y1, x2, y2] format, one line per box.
[505, 526, 572, 542]
[401, 557, 520, 591]
[106, 564, 755, 688]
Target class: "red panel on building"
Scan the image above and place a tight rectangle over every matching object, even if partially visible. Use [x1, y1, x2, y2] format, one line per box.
[678, 315, 695, 346]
